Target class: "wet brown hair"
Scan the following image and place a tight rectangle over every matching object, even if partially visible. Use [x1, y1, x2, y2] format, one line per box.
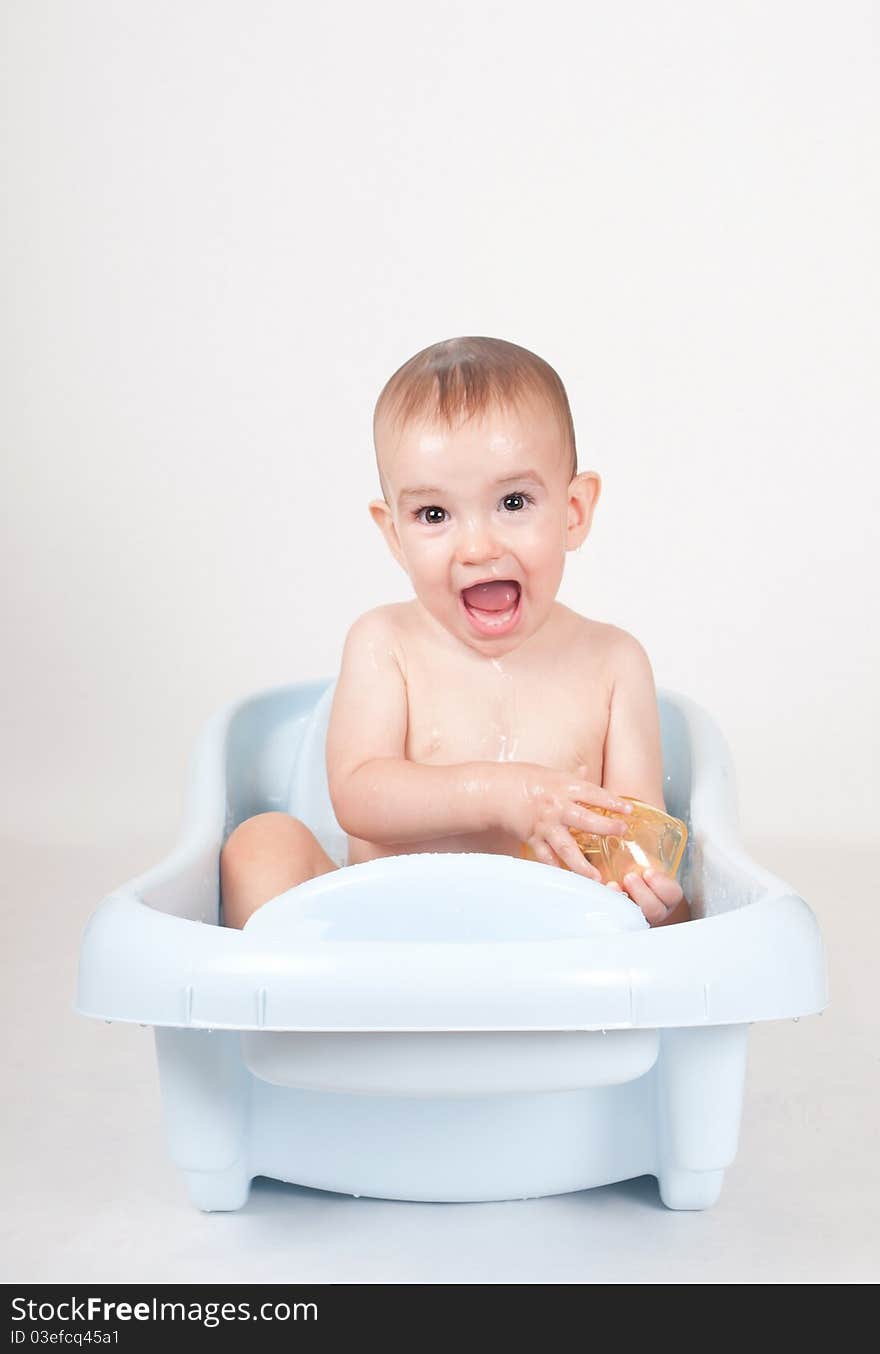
[373, 336, 578, 501]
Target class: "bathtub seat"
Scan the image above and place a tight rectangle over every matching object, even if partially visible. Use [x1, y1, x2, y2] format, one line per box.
[76, 679, 828, 1212]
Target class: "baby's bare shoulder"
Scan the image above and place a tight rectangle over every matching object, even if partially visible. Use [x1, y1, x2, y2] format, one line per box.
[345, 602, 397, 633]
[561, 607, 642, 667]
[341, 604, 407, 677]
[578, 618, 656, 702]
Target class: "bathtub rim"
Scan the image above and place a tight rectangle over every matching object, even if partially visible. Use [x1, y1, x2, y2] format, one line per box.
[74, 680, 829, 1032]
[74, 878, 828, 1032]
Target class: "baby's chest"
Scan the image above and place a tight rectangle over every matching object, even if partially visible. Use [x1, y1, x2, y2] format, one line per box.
[403, 669, 611, 775]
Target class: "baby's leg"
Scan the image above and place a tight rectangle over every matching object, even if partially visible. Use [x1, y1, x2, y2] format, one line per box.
[220, 812, 338, 929]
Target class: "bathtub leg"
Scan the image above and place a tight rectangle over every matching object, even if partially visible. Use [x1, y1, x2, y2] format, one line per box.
[153, 1028, 254, 1212]
[183, 1162, 252, 1212]
[655, 1024, 749, 1211]
[657, 1165, 725, 1211]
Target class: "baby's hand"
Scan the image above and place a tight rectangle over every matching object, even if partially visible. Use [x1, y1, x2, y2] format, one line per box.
[496, 762, 633, 881]
[606, 867, 684, 925]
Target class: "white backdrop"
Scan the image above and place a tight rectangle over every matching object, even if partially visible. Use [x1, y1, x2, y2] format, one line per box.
[3, 0, 876, 848]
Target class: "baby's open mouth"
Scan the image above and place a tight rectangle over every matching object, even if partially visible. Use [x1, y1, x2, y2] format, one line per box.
[460, 580, 522, 635]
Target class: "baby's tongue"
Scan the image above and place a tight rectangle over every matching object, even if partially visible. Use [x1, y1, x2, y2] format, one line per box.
[461, 580, 519, 612]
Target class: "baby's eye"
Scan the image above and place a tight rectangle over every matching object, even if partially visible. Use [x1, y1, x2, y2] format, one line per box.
[501, 492, 535, 512]
[414, 505, 447, 525]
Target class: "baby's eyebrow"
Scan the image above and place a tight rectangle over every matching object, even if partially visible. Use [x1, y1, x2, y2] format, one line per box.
[398, 469, 546, 506]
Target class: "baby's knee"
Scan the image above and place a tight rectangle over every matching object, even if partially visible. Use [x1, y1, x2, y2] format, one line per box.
[221, 812, 311, 868]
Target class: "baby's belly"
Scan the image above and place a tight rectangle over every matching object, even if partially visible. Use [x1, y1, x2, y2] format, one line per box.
[345, 826, 523, 867]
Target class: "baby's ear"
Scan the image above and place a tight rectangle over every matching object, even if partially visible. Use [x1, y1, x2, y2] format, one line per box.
[368, 498, 406, 569]
[567, 471, 601, 550]
[368, 497, 393, 534]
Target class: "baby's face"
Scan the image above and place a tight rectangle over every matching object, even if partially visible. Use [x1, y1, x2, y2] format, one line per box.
[370, 392, 599, 656]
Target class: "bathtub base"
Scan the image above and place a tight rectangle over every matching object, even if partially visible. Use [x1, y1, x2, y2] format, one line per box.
[183, 1159, 727, 1214]
[155, 1025, 749, 1212]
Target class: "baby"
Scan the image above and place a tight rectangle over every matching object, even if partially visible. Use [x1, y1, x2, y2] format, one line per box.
[221, 336, 690, 930]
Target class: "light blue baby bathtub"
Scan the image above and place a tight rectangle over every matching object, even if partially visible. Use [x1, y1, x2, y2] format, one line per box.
[75, 679, 828, 1212]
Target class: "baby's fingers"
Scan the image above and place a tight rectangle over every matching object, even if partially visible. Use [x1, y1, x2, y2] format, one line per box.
[544, 825, 602, 881]
[564, 802, 630, 837]
[621, 869, 682, 925]
[524, 838, 562, 870]
[642, 868, 683, 908]
[572, 768, 633, 818]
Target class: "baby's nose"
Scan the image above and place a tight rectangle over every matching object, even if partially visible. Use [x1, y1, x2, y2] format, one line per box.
[456, 517, 501, 562]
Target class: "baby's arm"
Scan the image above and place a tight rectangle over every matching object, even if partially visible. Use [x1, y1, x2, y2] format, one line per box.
[601, 630, 690, 925]
[327, 612, 499, 844]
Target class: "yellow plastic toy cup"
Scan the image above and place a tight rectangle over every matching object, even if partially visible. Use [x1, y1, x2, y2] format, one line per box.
[521, 796, 688, 885]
